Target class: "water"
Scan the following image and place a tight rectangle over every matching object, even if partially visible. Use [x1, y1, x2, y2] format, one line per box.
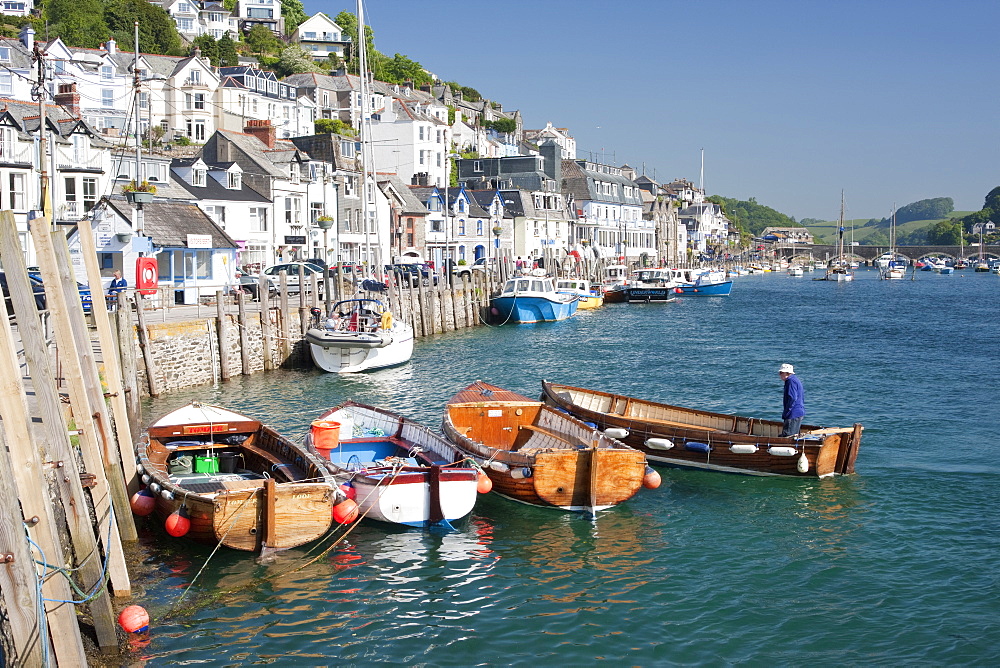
[130, 268, 1000, 665]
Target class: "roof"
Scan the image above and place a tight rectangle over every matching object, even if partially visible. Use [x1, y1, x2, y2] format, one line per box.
[170, 168, 270, 203]
[103, 197, 238, 248]
[377, 173, 427, 215]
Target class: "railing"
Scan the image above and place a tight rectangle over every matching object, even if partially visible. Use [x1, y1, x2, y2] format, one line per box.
[0, 143, 34, 165]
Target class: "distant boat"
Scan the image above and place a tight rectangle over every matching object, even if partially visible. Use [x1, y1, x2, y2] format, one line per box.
[824, 192, 854, 282]
[305, 298, 414, 373]
[491, 276, 579, 323]
[787, 265, 804, 276]
[555, 278, 603, 309]
[664, 268, 733, 295]
[442, 381, 650, 514]
[138, 403, 337, 554]
[541, 381, 864, 478]
[305, 401, 480, 529]
[623, 268, 680, 303]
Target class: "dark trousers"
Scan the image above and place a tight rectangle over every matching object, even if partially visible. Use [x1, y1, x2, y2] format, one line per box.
[780, 417, 803, 437]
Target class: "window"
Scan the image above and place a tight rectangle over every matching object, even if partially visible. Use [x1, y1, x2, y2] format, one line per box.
[340, 140, 355, 158]
[228, 171, 241, 189]
[194, 120, 206, 141]
[458, 219, 466, 236]
[189, 69, 201, 84]
[0, 126, 13, 158]
[184, 250, 212, 280]
[139, 92, 149, 110]
[304, 31, 316, 39]
[101, 65, 113, 81]
[0, 47, 10, 62]
[310, 202, 323, 223]
[8, 173, 24, 209]
[473, 160, 482, 173]
[72, 135, 88, 164]
[192, 167, 206, 186]
[285, 197, 302, 226]
[64, 177, 76, 207]
[288, 163, 300, 184]
[194, 93, 205, 110]
[250, 207, 268, 232]
[83, 177, 97, 211]
[178, 18, 194, 31]
[457, 199, 466, 213]
[102, 89, 115, 107]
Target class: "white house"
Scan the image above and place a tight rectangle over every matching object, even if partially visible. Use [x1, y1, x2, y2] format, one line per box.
[292, 13, 352, 63]
[235, 0, 284, 35]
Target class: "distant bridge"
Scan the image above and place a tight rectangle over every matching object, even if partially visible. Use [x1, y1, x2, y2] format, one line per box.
[773, 245, 1000, 262]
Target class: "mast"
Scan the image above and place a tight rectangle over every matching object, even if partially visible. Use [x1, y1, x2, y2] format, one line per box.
[838, 190, 845, 264]
[355, 0, 382, 275]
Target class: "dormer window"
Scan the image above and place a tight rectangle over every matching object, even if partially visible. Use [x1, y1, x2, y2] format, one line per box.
[289, 163, 300, 184]
[0, 47, 10, 63]
[101, 65, 113, 81]
[192, 167, 206, 186]
[228, 171, 241, 189]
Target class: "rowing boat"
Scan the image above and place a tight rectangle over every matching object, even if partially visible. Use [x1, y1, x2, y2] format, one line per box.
[541, 381, 862, 478]
[442, 381, 648, 513]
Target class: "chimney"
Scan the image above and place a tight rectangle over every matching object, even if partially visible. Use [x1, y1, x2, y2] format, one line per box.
[244, 119, 276, 148]
[419, 83, 432, 93]
[54, 83, 81, 118]
[105, 37, 116, 56]
[194, 46, 202, 59]
[19, 26, 34, 52]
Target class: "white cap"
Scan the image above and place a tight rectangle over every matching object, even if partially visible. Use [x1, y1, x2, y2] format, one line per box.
[779, 363, 794, 374]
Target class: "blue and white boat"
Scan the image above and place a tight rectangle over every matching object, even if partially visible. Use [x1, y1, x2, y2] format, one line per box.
[665, 268, 734, 296]
[491, 276, 579, 323]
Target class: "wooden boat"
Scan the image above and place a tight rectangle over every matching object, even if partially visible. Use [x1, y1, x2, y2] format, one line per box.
[441, 381, 648, 514]
[541, 381, 863, 478]
[137, 403, 337, 554]
[304, 401, 481, 528]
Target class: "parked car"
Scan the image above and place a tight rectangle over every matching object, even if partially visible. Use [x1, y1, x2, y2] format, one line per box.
[1, 271, 46, 314]
[386, 263, 438, 287]
[260, 262, 326, 294]
[453, 257, 497, 279]
[231, 273, 276, 300]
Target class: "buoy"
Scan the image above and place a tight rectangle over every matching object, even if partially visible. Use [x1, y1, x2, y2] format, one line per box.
[141, 474, 151, 485]
[490, 307, 499, 315]
[510, 466, 532, 479]
[118, 605, 149, 633]
[729, 444, 758, 454]
[476, 472, 493, 494]
[164, 507, 191, 537]
[604, 427, 629, 439]
[642, 465, 661, 489]
[129, 489, 156, 517]
[767, 446, 798, 457]
[333, 499, 359, 524]
[339, 482, 357, 501]
[148, 482, 161, 495]
[646, 438, 674, 450]
[797, 452, 809, 473]
[160, 489, 174, 502]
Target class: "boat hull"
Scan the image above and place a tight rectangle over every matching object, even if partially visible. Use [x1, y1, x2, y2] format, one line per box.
[625, 287, 680, 303]
[491, 295, 578, 323]
[307, 324, 414, 373]
[541, 381, 862, 478]
[442, 381, 647, 513]
[675, 280, 733, 296]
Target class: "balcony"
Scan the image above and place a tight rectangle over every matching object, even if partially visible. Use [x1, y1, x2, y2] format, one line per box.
[0, 142, 33, 166]
[56, 151, 104, 172]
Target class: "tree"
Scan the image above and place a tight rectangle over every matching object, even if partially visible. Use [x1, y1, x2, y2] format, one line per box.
[45, 0, 109, 48]
[486, 117, 516, 134]
[246, 24, 283, 56]
[274, 44, 323, 77]
[707, 195, 799, 237]
[104, 0, 183, 55]
[925, 221, 963, 245]
[217, 34, 239, 67]
[279, 0, 307, 34]
[314, 118, 355, 136]
[382, 53, 431, 86]
[192, 34, 220, 65]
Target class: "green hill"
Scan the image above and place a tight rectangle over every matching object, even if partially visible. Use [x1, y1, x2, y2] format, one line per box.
[805, 212, 973, 245]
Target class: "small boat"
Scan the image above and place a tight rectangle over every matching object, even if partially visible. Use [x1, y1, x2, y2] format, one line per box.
[602, 284, 627, 303]
[305, 401, 480, 528]
[442, 381, 649, 514]
[623, 268, 680, 303]
[824, 192, 854, 282]
[541, 381, 863, 478]
[787, 265, 804, 276]
[491, 276, 579, 323]
[669, 268, 733, 296]
[137, 403, 337, 554]
[305, 298, 414, 373]
[555, 278, 603, 309]
[599, 264, 630, 294]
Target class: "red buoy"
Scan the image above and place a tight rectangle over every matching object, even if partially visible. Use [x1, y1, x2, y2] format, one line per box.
[130, 489, 156, 517]
[476, 472, 493, 494]
[165, 507, 191, 537]
[333, 499, 359, 524]
[118, 605, 149, 633]
[642, 465, 662, 490]
[339, 482, 357, 501]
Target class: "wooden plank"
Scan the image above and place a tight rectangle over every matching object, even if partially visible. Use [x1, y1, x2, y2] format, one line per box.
[133, 294, 161, 397]
[29, 219, 134, 593]
[263, 477, 277, 548]
[0, 212, 113, 654]
[216, 291, 231, 381]
[116, 293, 142, 444]
[259, 273, 274, 371]
[279, 271, 290, 360]
[237, 292, 251, 375]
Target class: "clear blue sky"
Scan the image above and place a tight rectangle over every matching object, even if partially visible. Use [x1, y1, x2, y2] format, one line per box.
[304, 0, 998, 222]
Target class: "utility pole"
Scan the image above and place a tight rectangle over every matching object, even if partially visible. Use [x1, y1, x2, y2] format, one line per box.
[33, 43, 52, 219]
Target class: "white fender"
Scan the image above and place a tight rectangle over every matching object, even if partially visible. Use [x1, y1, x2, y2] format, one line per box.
[604, 427, 629, 439]
[148, 482, 161, 494]
[729, 444, 758, 454]
[488, 461, 510, 473]
[768, 446, 798, 457]
[646, 438, 674, 450]
[160, 489, 175, 501]
[797, 453, 809, 473]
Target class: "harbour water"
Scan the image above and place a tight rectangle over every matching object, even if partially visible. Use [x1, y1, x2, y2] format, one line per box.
[131, 268, 999, 665]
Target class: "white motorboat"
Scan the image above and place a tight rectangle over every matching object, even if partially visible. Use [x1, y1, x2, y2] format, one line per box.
[306, 298, 413, 373]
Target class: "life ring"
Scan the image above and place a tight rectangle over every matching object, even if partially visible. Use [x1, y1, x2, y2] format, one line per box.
[381, 311, 393, 330]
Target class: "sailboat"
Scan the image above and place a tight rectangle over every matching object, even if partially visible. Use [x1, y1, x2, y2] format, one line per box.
[974, 227, 990, 271]
[878, 205, 907, 280]
[825, 191, 854, 282]
[955, 223, 968, 269]
[304, 0, 414, 373]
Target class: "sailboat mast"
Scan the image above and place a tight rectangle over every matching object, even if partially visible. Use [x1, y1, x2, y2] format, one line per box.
[355, 0, 382, 274]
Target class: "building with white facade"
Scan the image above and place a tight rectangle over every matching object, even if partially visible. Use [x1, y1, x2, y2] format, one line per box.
[292, 13, 352, 63]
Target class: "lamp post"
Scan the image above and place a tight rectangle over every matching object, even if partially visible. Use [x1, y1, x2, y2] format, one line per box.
[317, 216, 334, 313]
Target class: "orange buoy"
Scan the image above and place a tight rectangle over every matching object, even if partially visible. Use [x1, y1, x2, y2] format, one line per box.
[642, 465, 662, 490]
[118, 605, 149, 633]
[339, 482, 357, 501]
[130, 489, 156, 516]
[333, 499, 359, 524]
[164, 507, 191, 537]
[476, 472, 493, 494]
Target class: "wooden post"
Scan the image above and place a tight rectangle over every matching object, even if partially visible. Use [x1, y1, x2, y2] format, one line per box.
[116, 293, 141, 444]
[133, 291, 161, 397]
[216, 291, 231, 381]
[334, 261, 343, 302]
[462, 275, 472, 328]
[449, 281, 459, 331]
[237, 292, 251, 375]
[279, 271, 290, 361]
[30, 220, 137, 586]
[407, 282, 418, 336]
[437, 283, 447, 333]
[76, 217, 139, 494]
[0, 213, 119, 651]
[417, 275, 430, 337]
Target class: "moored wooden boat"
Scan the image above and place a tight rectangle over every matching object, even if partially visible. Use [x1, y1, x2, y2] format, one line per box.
[442, 381, 649, 514]
[304, 401, 481, 528]
[137, 402, 337, 554]
[541, 381, 862, 478]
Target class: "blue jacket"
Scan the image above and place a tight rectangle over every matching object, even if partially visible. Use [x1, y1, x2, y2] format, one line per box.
[783, 374, 806, 420]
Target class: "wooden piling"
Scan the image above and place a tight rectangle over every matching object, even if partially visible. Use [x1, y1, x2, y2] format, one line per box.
[134, 293, 161, 397]
[279, 272, 290, 361]
[237, 292, 251, 375]
[216, 291, 231, 382]
[418, 275, 431, 336]
[116, 294, 142, 444]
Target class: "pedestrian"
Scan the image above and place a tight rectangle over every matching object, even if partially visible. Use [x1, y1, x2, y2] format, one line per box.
[778, 363, 805, 436]
[106, 270, 127, 311]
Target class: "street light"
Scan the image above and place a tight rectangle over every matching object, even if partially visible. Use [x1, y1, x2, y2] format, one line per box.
[317, 215, 334, 313]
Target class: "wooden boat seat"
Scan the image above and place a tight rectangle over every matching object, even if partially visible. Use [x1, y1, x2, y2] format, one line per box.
[630, 414, 725, 432]
[240, 442, 304, 482]
[516, 424, 588, 451]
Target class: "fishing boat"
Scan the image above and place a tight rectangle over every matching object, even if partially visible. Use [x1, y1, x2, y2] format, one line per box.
[667, 268, 733, 296]
[491, 276, 579, 323]
[304, 401, 481, 528]
[136, 403, 337, 554]
[599, 264, 630, 293]
[441, 381, 650, 514]
[555, 278, 603, 309]
[305, 298, 414, 373]
[541, 381, 863, 478]
[623, 268, 679, 303]
[787, 265, 804, 277]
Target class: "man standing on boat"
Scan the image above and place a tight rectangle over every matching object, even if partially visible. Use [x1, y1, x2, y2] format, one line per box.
[779, 363, 805, 436]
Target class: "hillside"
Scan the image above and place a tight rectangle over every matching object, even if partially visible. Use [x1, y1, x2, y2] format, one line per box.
[804, 211, 972, 245]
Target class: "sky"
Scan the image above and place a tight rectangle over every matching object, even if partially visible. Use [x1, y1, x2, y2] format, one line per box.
[303, 0, 998, 222]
